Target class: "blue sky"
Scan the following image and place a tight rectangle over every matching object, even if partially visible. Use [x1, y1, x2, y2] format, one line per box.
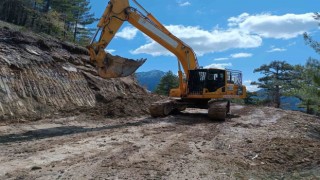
[89, 0, 320, 91]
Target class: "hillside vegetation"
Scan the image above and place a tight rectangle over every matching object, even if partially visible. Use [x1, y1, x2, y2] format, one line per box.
[0, 0, 95, 44]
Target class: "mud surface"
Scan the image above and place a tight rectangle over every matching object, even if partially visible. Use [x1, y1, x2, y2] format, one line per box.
[0, 105, 319, 179]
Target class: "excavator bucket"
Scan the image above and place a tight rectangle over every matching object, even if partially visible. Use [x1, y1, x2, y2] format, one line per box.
[97, 53, 146, 78]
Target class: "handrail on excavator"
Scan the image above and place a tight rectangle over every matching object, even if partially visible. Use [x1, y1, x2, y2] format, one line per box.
[131, 0, 149, 15]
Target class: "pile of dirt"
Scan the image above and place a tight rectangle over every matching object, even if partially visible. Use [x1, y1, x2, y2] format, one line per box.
[0, 24, 160, 122]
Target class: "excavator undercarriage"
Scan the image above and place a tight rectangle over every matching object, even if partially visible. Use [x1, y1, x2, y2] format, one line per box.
[149, 68, 245, 120]
[149, 99, 231, 120]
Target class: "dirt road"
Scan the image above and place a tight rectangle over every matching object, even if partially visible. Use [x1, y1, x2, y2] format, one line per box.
[0, 105, 319, 179]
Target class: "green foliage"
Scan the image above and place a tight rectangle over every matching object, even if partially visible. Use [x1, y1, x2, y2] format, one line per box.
[251, 61, 295, 108]
[300, 22, 320, 114]
[289, 58, 320, 114]
[244, 91, 259, 105]
[70, 0, 95, 43]
[315, 76, 320, 97]
[0, 0, 96, 44]
[154, 71, 179, 96]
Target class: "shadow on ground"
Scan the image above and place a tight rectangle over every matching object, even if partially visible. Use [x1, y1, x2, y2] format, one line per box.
[0, 112, 229, 144]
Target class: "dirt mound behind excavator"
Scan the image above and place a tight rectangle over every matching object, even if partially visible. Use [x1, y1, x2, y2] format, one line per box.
[0, 24, 160, 122]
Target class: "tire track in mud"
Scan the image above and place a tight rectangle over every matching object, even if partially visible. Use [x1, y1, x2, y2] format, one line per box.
[0, 105, 319, 179]
[0, 112, 222, 179]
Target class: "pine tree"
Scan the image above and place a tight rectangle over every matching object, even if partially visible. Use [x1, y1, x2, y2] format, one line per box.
[43, 0, 51, 12]
[0, 0, 30, 26]
[251, 61, 295, 108]
[289, 60, 320, 114]
[0, 0, 96, 44]
[243, 92, 259, 105]
[155, 71, 179, 96]
[303, 26, 320, 114]
[50, 0, 75, 39]
[71, 0, 95, 43]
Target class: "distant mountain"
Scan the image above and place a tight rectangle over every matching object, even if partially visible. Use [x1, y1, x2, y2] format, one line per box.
[280, 96, 304, 111]
[136, 70, 166, 92]
[254, 89, 304, 111]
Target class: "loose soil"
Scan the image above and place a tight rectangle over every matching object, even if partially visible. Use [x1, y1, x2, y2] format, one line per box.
[0, 105, 319, 179]
[0, 22, 161, 122]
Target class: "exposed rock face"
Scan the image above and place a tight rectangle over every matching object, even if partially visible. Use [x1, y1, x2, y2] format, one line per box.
[0, 27, 157, 121]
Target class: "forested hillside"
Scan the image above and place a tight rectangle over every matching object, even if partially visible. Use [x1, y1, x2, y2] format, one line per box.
[0, 0, 95, 45]
[135, 70, 166, 92]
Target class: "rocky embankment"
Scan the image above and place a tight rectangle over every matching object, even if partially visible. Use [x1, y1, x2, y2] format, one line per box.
[0, 26, 158, 122]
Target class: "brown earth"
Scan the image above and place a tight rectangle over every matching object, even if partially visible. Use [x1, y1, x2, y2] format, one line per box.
[0, 105, 319, 179]
[0, 23, 161, 122]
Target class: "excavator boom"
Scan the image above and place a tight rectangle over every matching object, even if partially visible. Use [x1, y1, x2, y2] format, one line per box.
[87, 0, 199, 80]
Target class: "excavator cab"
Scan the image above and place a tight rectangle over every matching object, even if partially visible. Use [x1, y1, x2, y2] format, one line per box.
[187, 69, 227, 95]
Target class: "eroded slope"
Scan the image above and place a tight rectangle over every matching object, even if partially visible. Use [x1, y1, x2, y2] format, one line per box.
[0, 26, 158, 121]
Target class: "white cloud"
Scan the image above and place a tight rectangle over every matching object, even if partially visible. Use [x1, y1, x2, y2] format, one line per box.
[246, 85, 260, 92]
[178, 1, 191, 7]
[214, 52, 252, 61]
[243, 80, 259, 92]
[196, 10, 205, 15]
[131, 25, 262, 56]
[204, 63, 232, 69]
[244, 80, 252, 84]
[129, 13, 318, 57]
[267, 47, 287, 53]
[228, 13, 250, 27]
[106, 49, 116, 54]
[115, 26, 138, 40]
[230, 53, 253, 58]
[130, 41, 170, 56]
[214, 57, 229, 61]
[287, 42, 297, 47]
[228, 13, 318, 39]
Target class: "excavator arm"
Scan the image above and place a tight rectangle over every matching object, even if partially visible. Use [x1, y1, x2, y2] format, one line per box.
[87, 0, 199, 84]
[87, 0, 145, 78]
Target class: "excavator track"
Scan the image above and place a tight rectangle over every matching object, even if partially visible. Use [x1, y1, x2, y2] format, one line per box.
[208, 101, 230, 120]
[149, 99, 187, 117]
[149, 99, 230, 120]
[149, 100, 174, 117]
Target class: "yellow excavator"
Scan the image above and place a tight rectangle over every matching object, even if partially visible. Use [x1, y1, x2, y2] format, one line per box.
[87, 0, 246, 120]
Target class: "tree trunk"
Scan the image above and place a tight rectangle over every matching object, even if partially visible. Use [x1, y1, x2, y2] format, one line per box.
[31, 2, 37, 27]
[274, 85, 280, 108]
[73, 11, 80, 42]
[44, 0, 51, 13]
[73, 20, 78, 42]
[21, 11, 28, 26]
[306, 100, 312, 114]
